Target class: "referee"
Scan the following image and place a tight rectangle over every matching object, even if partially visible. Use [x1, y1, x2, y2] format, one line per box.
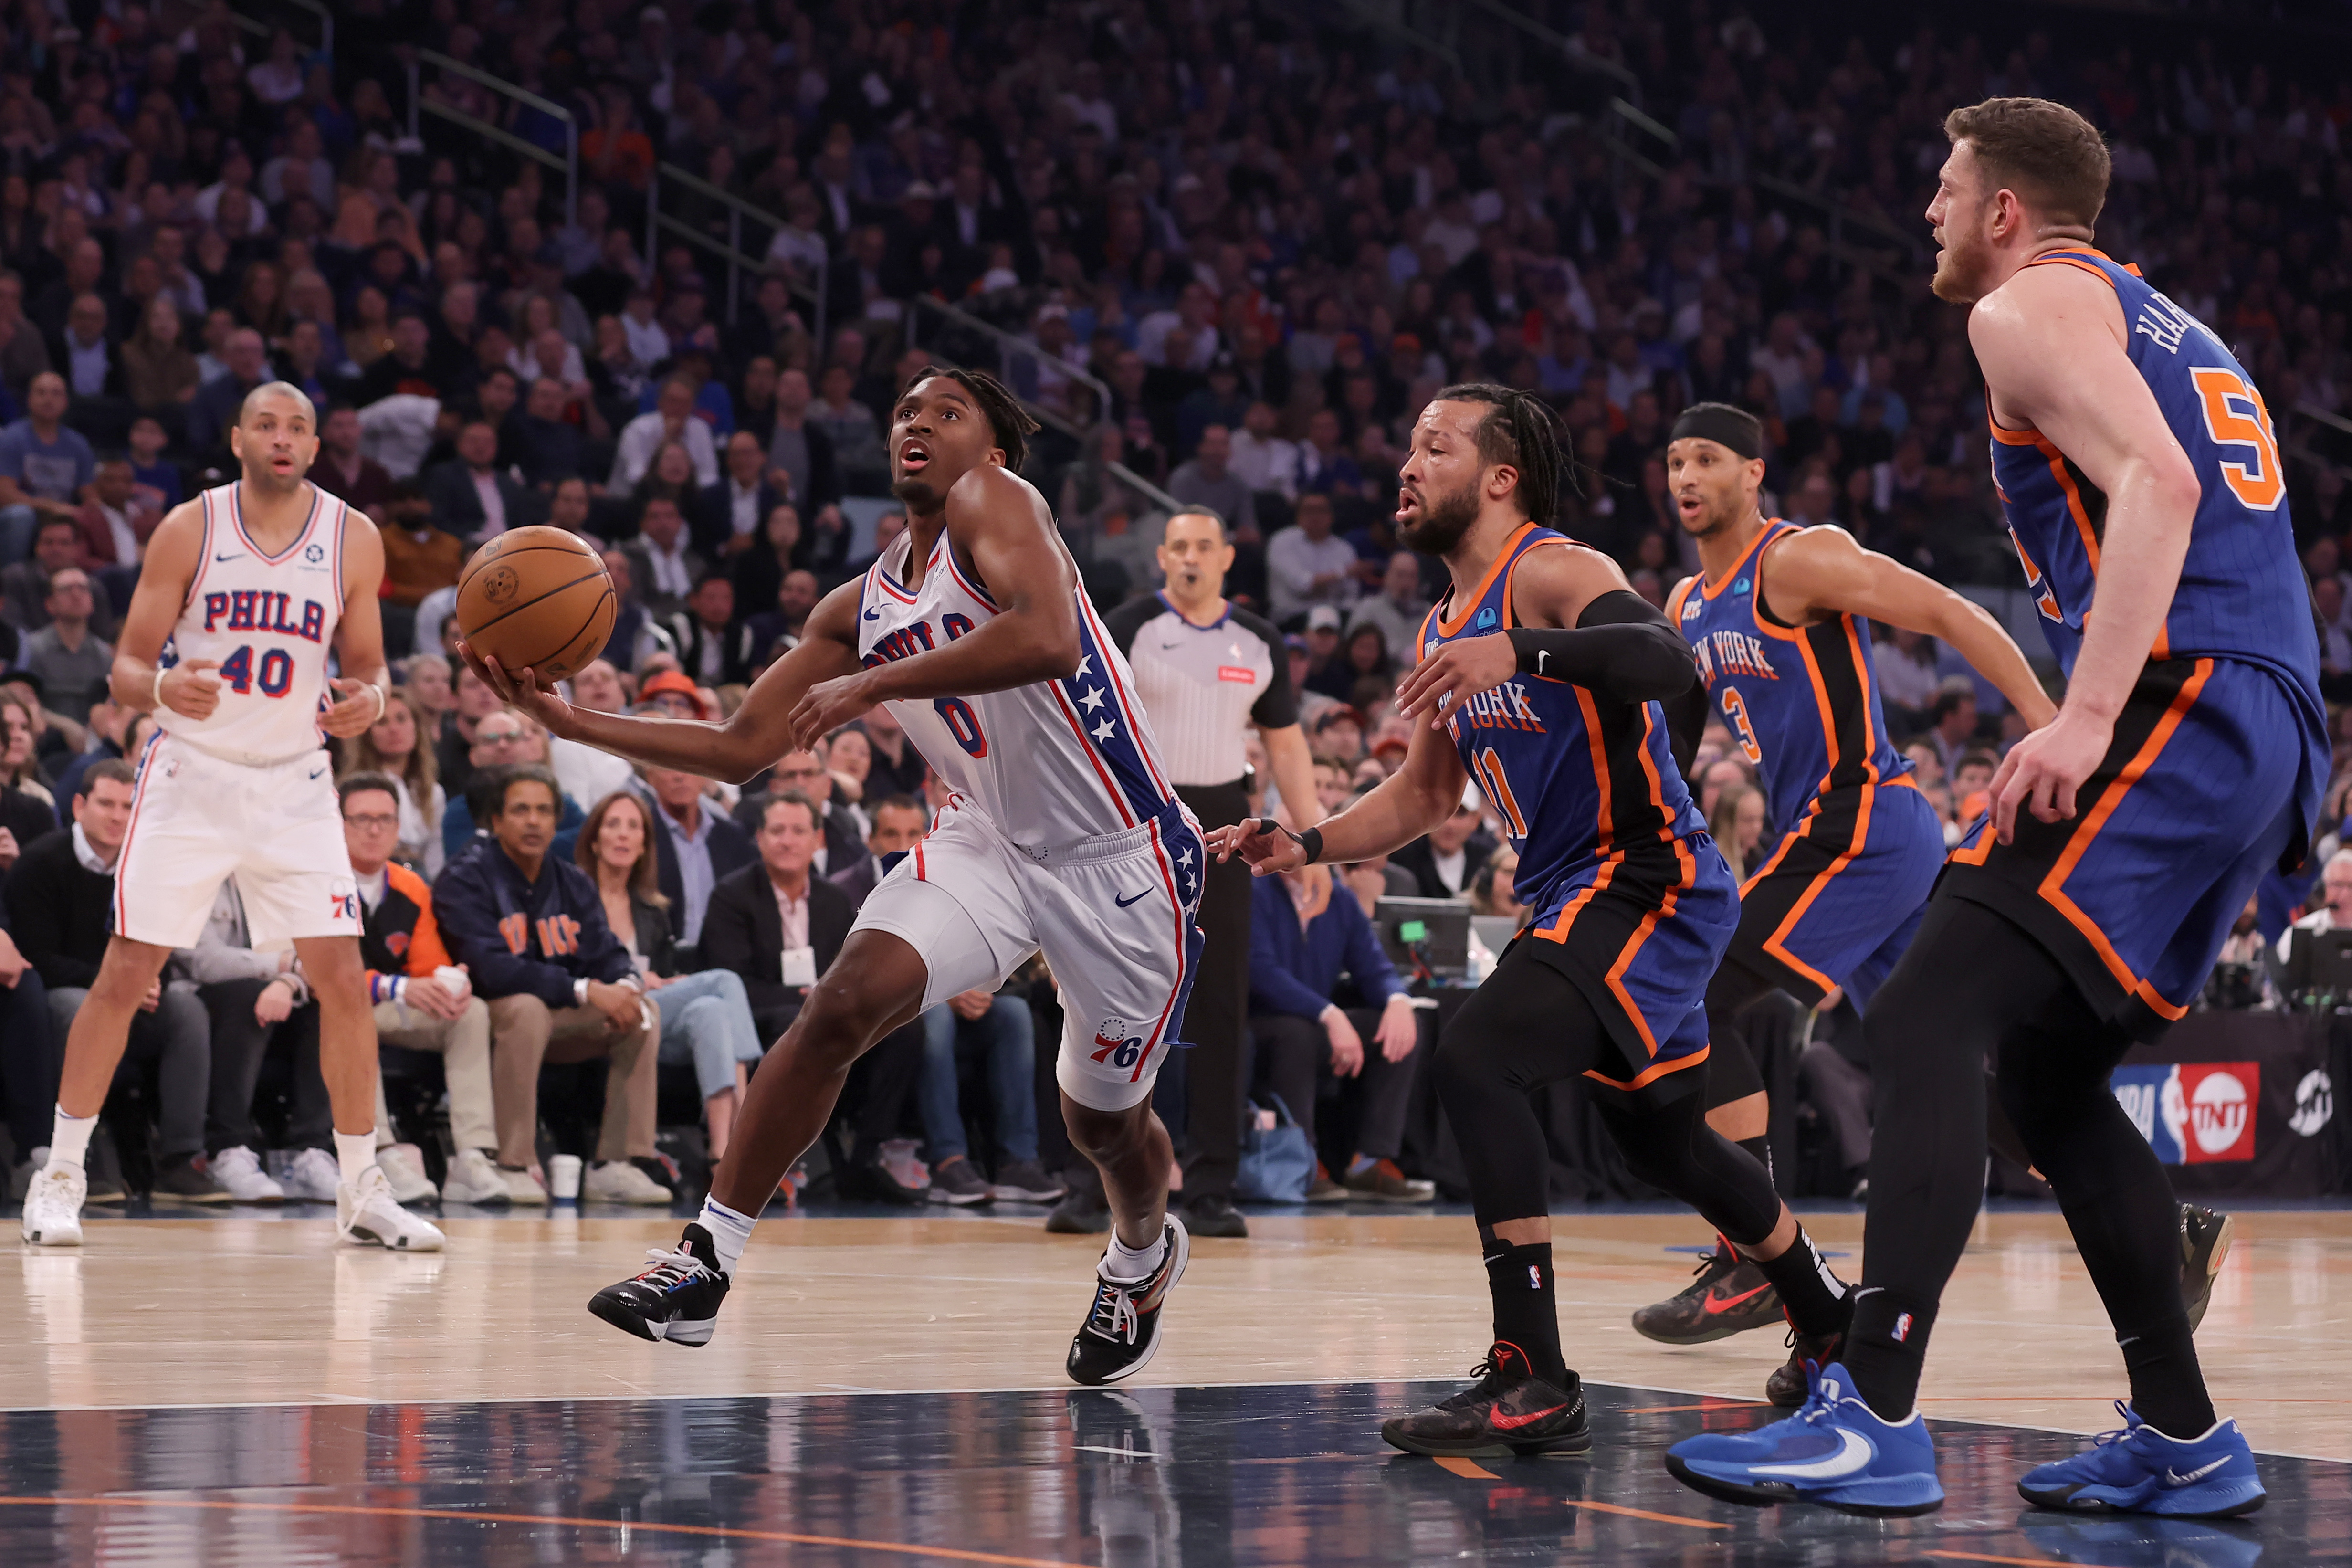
[1075, 506, 1323, 1239]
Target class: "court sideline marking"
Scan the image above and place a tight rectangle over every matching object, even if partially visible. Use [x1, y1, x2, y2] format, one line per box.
[1429, 1457, 1729, 1528]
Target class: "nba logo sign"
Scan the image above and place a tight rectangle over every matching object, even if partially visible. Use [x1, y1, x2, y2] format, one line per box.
[2110, 1063, 2258, 1163]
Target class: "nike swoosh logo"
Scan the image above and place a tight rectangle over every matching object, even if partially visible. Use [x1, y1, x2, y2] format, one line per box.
[1702, 1283, 1774, 1315]
[308, 768, 326, 780]
[215, 552, 243, 562]
[1114, 888, 1152, 908]
[2165, 1457, 2230, 1486]
[1159, 640, 1186, 649]
[1537, 649, 1549, 673]
[862, 607, 882, 620]
[1489, 1402, 1569, 1431]
[1752, 1426, 1873, 1480]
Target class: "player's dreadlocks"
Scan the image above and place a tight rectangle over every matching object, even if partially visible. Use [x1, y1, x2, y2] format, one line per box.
[903, 364, 1040, 472]
[1432, 383, 1575, 526]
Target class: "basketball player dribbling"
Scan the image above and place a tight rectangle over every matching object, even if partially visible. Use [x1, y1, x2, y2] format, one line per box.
[466, 367, 1208, 1384]
[21, 382, 444, 1252]
[1667, 97, 2321, 1519]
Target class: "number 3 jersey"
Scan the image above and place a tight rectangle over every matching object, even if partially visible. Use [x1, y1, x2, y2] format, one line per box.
[158, 481, 353, 766]
[858, 523, 1181, 846]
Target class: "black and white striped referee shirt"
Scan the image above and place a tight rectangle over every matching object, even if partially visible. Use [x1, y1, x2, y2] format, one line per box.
[1101, 592, 1300, 788]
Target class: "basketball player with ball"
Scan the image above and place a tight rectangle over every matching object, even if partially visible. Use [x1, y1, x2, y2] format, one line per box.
[20, 382, 444, 1252]
[466, 367, 1209, 1384]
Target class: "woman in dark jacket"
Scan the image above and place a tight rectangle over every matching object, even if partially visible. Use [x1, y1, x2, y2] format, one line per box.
[578, 789, 765, 1157]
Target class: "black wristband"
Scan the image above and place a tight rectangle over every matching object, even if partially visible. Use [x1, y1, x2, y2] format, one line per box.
[1299, 826, 1324, 865]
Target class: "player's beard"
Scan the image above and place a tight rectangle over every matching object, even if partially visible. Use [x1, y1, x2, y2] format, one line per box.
[1678, 486, 1742, 541]
[1397, 475, 1481, 555]
[1931, 209, 1995, 304]
[891, 473, 941, 511]
[242, 453, 309, 495]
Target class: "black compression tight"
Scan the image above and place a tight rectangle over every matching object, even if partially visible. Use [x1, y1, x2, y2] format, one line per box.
[1433, 949, 1781, 1247]
[1850, 895, 2208, 1431]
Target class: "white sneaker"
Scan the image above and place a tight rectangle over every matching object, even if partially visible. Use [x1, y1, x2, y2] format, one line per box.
[211, 1146, 285, 1204]
[584, 1159, 673, 1206]
[336, 1165, 445, 1251]
[283, 1147, 342, 1202]
[21, 1162, 85, 1246]
[377, 1143, 439, 1204]
[500, 1164, 550, 1205]
[439, 1148, 512, 1206]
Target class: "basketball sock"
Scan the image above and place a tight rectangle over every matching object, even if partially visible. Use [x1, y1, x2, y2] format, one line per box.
[48, 1106, 95, 1172]
[1736, 1134, 1772, 1185]
[1103, 1227, 1167, 1282]
[2119, 1319, 2216, 1439]
[334, 1130, 378, 1189]
[1743, 1223, 1848, 1338]
[1483, 1242, 1568, 1387]
[1843, 1287, 1939, 1421]
[696, 1197, 756, 1276]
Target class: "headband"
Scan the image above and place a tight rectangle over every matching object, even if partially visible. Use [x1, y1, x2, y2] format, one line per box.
[1669, 403, 1763, 460]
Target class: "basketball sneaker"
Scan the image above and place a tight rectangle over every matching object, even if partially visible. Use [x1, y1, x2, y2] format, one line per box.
[587, 1223, 731, 1346]
[1066, 1215, 1190, 1385]
[1633, 1237, 1782, 1345]
[1765, 1323, 1846, 1408]
[1665, 1361, 1944, 1516]
[377, 1143, 439, 1205]
[21, 1161, 85, 1247]
[336, 1165, 445, 1251]
[2016, 1402, 2265, 1518]
[989, 1159, 1066, 1203]
[438, 1148, 512, 1206]
[210, 1146, 285, 1204]
[284, 1147, 341, 1202]
[1381, 1341, 1592, 1458]
[2179, 1204, 2232, 1331]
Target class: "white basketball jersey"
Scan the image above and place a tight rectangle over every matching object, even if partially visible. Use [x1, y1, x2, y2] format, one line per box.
[858, 526, 1177, 845]
[159, 480, 350, 766]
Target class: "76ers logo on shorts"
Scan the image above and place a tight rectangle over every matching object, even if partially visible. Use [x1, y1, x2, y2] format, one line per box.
[327, 878, 359, 924]
[1088, 1019, 1147, 1073]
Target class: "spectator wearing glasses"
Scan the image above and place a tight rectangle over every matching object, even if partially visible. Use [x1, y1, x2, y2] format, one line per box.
[439, 713, 586, 863]
[19, 567, 112, 724]
[337, 773, 516, 1205]
[579, 789, 766, 1159]
[735, 747, 864, 873]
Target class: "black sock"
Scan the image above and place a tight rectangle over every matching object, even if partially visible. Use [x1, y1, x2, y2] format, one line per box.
[1743, 1224, 1849, 1338]
[2120, 1318, 2216, 1439]
[1483, 1242, 1568, 1387]
[1842, 1287, 1938, 1421]
[1736, 1134, 1773, 1185]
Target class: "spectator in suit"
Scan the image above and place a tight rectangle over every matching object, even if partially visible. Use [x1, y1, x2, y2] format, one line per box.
[666, 572, 755, 689]
[512, 376, 590, 490]
[701, 791, 926, 1201]
[425, 421, 534, 542]
[1247, 865, 1433, 1202]
[620, 495, 706, 621]
[48, 293, 132, 444]
[432, 764, 669, 1204]
[829, 793, 926, 909]
[639, 762, 756, 957]
[184, 329, 270, 465]
[693, 429, 790, 560]
[733, 747, 865, 873]
[1389, 786, 1496, 899]
[579, 789, 766, 1159]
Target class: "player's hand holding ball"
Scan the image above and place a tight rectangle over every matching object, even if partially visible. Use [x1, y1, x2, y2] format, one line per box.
[460, 638, 578, 738]
[158, 658, 223, 720]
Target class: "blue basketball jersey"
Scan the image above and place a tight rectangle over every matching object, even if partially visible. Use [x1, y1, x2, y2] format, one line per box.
[1989, 248, 2320, 695]
[1666, 520, 1913, 842]
[1419, 523, 1707, 905]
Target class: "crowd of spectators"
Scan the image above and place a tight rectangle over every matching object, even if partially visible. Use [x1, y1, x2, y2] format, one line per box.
[0, 0, 2347, 1204]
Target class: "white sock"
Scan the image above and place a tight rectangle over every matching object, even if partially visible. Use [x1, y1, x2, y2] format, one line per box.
[696, 1198, 756, 1276]
[334, 1130, 378, 1189]
[48, 1107, 96, 1171]
[1104, 1229, 1167, 1282]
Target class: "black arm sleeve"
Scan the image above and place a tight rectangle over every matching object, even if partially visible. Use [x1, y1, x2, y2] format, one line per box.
[1504, 589, 1701, 705]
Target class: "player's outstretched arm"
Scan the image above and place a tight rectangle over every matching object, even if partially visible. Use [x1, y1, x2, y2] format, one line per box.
[113, 501, 226, 721]
[1210, 717, 1469, 876]
[321, 514, 391, 738]
[1973, 266, 2200, 839]
[1761, 525, 2057, 729]
[787, 465, 1081, 739]
[466, 579, 866, 786]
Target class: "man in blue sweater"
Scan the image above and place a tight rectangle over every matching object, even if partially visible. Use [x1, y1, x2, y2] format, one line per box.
[434, 764, 667, 1205]
[1248, 868, 1433, 1202]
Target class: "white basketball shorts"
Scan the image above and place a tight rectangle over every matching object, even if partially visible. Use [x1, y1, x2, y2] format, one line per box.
[113, 733, 362, 950]
[850, 793, 1206, 1112]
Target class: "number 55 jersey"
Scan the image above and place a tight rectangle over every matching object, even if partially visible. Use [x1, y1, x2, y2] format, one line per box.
[1960, 246, 2326, 1037]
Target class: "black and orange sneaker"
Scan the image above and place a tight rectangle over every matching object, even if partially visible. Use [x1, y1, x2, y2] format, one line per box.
[1765, 1322, 1846, 1408]
[1066, 1215, 1191, 1385]
[2180, 1203, 2232, 1331]
[1632, 1238, 1782, 1346]
[1381, 1341, 1592, 1458]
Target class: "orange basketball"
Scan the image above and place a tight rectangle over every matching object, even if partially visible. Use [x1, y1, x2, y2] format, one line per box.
[454, 526, 616, 684]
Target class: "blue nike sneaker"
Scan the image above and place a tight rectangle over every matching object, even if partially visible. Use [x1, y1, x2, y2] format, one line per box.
[2017, 1401, 2265, 1518]
[1664, 1361, 1943, 1517]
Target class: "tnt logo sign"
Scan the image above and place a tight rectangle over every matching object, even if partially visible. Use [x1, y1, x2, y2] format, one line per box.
[2111, 1063, 2258, 1164]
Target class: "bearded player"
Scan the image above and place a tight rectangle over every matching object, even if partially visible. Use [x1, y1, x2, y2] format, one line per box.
[20, 382, 442, 1252]
[1665, 97, 2318, 1520]
[468, 367, 1207, 1386]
